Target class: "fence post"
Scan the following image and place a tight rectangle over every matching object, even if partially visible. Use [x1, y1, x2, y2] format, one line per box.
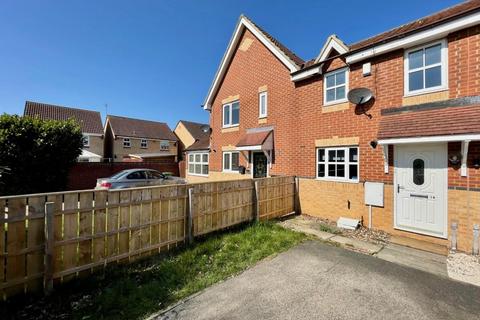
[44, 202, 54, 295]
[187, 188, 194, 245]
[294, 176, 301, 215]
[254, 181, 260, 222]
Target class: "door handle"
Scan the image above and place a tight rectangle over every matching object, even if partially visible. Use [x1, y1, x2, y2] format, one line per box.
[410, 194, 428, 199]
[397, 184, 404, 193]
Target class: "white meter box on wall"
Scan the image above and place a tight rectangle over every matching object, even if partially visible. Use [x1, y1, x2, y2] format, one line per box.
[364, 182, 384, 207]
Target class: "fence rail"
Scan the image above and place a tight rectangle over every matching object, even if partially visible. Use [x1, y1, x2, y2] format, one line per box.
[0, 176, 297, 299]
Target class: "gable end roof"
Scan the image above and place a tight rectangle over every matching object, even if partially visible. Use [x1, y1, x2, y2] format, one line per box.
[203, 15, 303, 110]
[24, 101, 103, 135]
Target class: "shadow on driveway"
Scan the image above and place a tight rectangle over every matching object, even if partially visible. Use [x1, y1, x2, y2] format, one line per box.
[154, 240, 480, 320]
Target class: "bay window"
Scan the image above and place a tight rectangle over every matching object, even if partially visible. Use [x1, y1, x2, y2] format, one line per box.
[188, 152, 209, 176]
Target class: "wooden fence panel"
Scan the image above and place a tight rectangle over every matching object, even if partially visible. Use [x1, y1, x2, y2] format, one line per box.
[0, 176, 295, 299]
[26, 195, 46, 293]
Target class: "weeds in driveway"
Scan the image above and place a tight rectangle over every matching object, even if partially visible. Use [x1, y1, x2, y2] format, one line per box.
[318, 223, 341, 235]
[1, 222, 306, 320]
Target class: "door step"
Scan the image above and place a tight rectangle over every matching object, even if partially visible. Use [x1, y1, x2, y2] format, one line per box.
[390, 235, 448, 256]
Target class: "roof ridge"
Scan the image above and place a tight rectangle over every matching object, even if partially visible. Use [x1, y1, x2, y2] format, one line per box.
[107, 114, 168, 125]
[241, 15, 305, 67]
[180, 120, 208, 126]
[25, 100, 100, 115]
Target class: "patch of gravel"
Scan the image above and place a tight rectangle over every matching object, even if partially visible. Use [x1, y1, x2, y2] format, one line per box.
[447, 252, 480, 286]
[301, 215, 390, 245]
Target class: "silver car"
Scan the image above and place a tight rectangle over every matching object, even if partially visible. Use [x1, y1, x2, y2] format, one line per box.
[95, 169, 186, 190]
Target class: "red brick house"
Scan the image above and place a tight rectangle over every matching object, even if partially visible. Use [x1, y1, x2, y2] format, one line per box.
[200, 1, 480, 253]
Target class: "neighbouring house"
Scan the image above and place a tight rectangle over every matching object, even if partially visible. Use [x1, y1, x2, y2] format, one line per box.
[201, 1, 480, 253]
[173, 120, 210, 181]
[24, 101, 104, 162]
[104, 115, 178, 162]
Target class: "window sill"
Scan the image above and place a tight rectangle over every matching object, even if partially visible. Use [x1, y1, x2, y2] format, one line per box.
[404, 87, 448, 98]
[323, 98, 348, 107]
[222, 124, 239, 129]
[315, 177, 359, 184]
[188, 173, 209, 177]
[221, 126, 240, 133]
[222, 170, 240, 174]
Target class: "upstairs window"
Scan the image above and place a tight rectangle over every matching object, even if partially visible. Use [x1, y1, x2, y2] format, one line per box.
[141, 139, 148, 149]
[223, 101, 240, 128]
[160, 141, 170, 150]
[223, 151, 240, 172]
[317, 146, 359, 182]
[324, 68, 348, 105]
[123, 138, 131, 148]
[405, 40, 447, 95]
[259, 91, 268, 118]
[82, 135, 90, 147]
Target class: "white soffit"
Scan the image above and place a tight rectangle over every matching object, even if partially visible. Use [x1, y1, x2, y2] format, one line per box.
[203, 16, 300, 110]
[378, 134, 480, 145]
[346, 10, 480, 64]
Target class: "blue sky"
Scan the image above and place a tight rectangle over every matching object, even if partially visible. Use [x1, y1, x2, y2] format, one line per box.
[0, 0, 460, 128]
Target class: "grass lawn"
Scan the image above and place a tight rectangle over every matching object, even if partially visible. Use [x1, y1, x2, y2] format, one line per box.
[1, 221, 306, 320]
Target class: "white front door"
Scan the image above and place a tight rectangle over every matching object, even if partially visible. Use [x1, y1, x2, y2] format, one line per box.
[394, 143, 447, 238]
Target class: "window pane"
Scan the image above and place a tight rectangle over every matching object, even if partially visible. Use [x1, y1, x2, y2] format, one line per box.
[188, 164, 194, 173]
[349, 164, 358, 180]
[195, 164, 201, 174]
[224, 153, 230, 170]
[337, 150, 345, 162]
[195, 154, 200, 162]
[336, 71, 345, 85]
[328, 150, 336, 162]
[232, 152, 239, 170]
[223, 105, 230, 125]
[328, 164, 336, 177]
[202, 154, 208, 162]
[231, 102, 239, 125]
[326, 88, 336, 102]
[326, 74, 335, 88]
[337, 164, 345, 177]
[408, 49, 423, 69]
[425, 44, 441, 66]
[425, 66, 441, 88]
[349, 148, 358, 162]
[409, 70, 424, 91]
[318, 149, 325, 162]
[318, 164, 325, 177]
[189, 154, 194, 162]
[336, 86, 345, 100]
[413, 159, 424, 185]
[202, 165, 209, 175]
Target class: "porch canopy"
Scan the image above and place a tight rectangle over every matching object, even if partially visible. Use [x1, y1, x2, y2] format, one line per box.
[377, 98, 480, 176]
[236, 128, 273, 167]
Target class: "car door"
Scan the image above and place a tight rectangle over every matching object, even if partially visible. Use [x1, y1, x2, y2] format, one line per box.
[125, 170, 148, 188]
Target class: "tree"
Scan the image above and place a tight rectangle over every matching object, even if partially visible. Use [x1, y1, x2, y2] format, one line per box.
[0, 114, 83, 195]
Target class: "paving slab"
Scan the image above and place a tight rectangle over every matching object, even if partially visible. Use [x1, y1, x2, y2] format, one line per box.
[330, 235, 383, 254]
[376, 243, 448, 277]
[278, 219, 335, 241]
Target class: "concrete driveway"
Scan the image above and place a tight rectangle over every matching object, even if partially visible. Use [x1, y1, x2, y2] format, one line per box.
[156, 241, 480, 320]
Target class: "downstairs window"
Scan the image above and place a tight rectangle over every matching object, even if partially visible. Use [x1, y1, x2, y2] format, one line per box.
[317, 146, 359, 182]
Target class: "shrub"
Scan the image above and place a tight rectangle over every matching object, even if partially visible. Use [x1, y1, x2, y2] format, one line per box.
[0, 114, 83, 195]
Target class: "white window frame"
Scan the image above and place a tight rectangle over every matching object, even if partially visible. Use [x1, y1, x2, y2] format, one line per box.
[82, 134, 90, 147]
[188, 152, 209, 177]
[140, 139, 148, 149]
[223, 151, 240, 173]
[259, 91, 268, 118]
[316, 146, 359, 183]
[222, 100, 240, 128]
[160, 140, 170, 150]
[404, 39, 448, 97]
[323, 67, 349, 106]
[123, 138, 131, 148]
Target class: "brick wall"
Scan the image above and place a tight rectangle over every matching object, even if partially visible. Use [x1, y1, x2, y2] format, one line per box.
[67, 160, 179, 190]
[207, 23, 480, 251]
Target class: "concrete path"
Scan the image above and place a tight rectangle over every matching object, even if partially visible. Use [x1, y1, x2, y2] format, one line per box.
[153, 241, 480, 320]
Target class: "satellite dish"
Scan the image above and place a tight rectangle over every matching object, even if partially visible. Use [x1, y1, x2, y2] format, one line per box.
[200, 125, 211, 134]
[347, 87, 373, 105]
